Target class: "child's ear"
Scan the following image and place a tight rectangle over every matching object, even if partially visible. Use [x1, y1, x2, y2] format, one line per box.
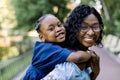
[39, 33, 45, 42]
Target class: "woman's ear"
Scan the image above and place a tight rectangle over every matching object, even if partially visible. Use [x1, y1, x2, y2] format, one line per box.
[39, 33, 45, 42]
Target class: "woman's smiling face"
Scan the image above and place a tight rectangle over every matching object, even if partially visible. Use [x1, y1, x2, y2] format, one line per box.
[77, 14, 101, 47]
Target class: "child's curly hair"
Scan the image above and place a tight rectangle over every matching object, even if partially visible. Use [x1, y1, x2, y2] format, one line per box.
[64, 4, 104, 49]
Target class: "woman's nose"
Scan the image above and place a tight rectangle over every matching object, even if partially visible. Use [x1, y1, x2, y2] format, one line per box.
[86, 28, 94, 35]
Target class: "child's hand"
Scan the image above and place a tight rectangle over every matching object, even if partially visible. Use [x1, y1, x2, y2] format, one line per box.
[88, 50, 100, 80]
[77, 51, 92, 62]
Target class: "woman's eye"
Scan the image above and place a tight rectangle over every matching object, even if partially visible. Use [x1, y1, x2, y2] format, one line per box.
[93, 24, 99, 28]
[81, 26, 88, 30]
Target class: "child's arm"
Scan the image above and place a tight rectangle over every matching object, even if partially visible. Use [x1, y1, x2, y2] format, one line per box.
[33, 42, 91, 67]
[66, 51, 91, 63]
[32, 42, 91, 72]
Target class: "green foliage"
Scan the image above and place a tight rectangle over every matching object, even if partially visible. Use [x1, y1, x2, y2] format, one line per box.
[0, 36, 33, 60]
[0, 0, 16, 30]
[103, 0, 120, 37]
[0, 46, 19, 60]
[10, 0, 120, 37]
[10, 0, 70, 32]
[13, 36, 33, 54]
[81, 0, 94, 5]
[48, 0, 70, 22]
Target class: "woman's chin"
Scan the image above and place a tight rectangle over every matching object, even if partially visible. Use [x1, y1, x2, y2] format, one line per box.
[83, 43, 94, 47]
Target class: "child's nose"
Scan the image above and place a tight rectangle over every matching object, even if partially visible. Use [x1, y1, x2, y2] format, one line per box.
[56, 26, 62, 32]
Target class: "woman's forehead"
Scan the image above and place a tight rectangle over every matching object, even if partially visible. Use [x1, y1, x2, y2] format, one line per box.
[83, 14, 99, 24]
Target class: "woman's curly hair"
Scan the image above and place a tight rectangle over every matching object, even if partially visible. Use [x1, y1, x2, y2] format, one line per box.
[64, 4, 104, 49]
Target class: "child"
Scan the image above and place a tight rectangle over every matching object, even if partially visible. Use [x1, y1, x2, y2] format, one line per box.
[23, 14, 92, 80]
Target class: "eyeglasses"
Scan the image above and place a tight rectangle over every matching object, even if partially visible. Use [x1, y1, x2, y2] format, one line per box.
[79, 23, 102, 33]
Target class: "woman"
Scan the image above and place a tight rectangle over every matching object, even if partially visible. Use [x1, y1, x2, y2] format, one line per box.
[64, 4, 104, 80]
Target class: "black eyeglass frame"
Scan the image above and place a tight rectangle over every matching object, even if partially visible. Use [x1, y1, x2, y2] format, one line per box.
[79, 23, 102, 33]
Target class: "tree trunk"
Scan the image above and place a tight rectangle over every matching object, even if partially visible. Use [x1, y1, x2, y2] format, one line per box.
[100, 0, 110, 20]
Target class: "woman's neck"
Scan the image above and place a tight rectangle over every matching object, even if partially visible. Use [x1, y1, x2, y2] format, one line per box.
[76, 43, 88, 51]
[68, 40, 88, 51]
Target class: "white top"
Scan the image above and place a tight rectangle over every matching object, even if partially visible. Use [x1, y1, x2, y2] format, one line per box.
[42, 62, 92, 80]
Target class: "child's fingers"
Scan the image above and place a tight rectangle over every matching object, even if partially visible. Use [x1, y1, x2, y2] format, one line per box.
[88, 50, 100, 61]
[89, 50, 99, 57]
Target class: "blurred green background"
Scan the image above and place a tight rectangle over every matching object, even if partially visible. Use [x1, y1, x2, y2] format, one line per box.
[0, 0, 120, 80]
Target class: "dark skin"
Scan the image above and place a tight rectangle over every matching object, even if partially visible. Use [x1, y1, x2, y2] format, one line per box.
[75, 14, 100, 80]
[76, 50, 100, 80]
[89, 51, 100, 80]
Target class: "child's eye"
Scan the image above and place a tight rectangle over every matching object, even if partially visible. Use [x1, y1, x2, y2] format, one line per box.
[48, 26, 55, 31]
[58, 23, 63, 27]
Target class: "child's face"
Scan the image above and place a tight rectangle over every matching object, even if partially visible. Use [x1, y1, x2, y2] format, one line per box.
[77, 14, 100, 47]
[39, 15, 66, 42]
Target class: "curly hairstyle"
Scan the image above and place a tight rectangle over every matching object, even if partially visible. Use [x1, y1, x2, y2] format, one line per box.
[64, 4, 104, 50]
